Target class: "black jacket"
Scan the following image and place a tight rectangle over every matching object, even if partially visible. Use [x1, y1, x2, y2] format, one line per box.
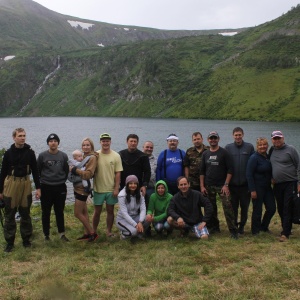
[119, 149, 151, 189]
[168, 189, 213, 225]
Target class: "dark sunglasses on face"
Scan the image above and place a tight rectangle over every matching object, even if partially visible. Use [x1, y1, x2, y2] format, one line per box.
[209, 136, 218, 140]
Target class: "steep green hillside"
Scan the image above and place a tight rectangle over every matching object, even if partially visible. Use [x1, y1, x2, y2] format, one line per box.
[0, 2, 299, 121]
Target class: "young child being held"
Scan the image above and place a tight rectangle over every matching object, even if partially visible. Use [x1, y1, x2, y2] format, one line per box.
[69, 149, 92, 193]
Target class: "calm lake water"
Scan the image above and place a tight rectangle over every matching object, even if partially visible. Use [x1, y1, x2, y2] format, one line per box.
[1, 117, 299, 155]
[0, 117, 299, 202]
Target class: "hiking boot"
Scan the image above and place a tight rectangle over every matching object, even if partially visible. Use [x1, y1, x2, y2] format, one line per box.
[23, 241, 32, 248]
[88, 233, 99, 242]
[238, 226, 244, 235]
[45, 236, 50, 241]
[60, 235, 70, 242]
[279, 235, 288, 242]
[76, 234, 90, 241]
[4, 244, 14, 253]
[231, 232, 239, 240]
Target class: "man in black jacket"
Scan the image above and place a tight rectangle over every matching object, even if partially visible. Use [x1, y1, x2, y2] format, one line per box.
[0, 128, 41, 252]
[167, 176, 213, 239]
[119, 134, 151, 196]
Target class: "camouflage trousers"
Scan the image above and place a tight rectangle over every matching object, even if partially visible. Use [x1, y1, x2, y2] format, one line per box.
[206, 185, 237, 233]
[2, 176, 33, 244]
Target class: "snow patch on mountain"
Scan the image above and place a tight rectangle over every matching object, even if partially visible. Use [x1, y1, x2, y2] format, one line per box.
[3, 56, 16, 61]
[68, 20, 94, 30]
[219, 32, 238, 36]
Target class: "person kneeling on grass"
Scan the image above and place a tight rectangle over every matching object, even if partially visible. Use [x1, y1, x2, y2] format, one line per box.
[167, 176, 213, 239]
[116, 175, 146, 240]
[145, 180, 173, 236]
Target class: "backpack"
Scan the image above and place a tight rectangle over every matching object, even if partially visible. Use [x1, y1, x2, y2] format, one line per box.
[292, 192, 300, 224]
[68, 156, 90, 184]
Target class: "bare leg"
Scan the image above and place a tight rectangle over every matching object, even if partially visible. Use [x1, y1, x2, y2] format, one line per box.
[74, 199, 93, 234]
[106, 204, 115, 236]
[92, 205, 103, 233]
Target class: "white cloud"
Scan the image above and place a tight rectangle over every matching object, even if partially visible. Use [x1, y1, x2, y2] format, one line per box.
[34, 1, 299, 30]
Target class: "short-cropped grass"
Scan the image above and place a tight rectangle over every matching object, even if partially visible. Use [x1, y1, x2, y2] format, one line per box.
[0, 201, 299, 300]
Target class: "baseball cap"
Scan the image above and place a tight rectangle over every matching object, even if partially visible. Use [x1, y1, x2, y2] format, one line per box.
[271, 131, 284, 138]
[100, 133, 111, 140]
[208, 131, 219, 138]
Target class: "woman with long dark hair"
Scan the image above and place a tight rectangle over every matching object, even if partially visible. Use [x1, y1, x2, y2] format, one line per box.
[116, 175, 146, 239]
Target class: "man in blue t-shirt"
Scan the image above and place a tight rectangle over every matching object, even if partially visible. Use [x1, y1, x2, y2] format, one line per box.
[156, 134, 186, 195]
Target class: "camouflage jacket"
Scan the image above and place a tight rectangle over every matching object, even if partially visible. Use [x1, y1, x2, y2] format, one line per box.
[184, 145, 208, 187]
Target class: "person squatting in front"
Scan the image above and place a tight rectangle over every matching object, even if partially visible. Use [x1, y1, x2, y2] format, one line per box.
[167, 176, 213, 239]
[0, 128, 41, 252]
[116, 175, 147, 240]
[145, 180, 173, 236]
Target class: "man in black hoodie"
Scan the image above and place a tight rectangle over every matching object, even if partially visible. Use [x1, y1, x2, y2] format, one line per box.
[0, 128, 41, 252]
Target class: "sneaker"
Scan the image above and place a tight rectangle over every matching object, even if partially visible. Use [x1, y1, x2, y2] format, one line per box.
[120, 233, 126, 240]
[88, 233, 99, 242]
[15, 212, 21, 222]
[60, 235, 70, 242]
[4, 244, 14, 253]
[23, 241, 32, 248]
[76, 234, 90, 241]
[279, 235, 288, 242]
[238, 226, 244, 235]
[45, 236, 50, 241]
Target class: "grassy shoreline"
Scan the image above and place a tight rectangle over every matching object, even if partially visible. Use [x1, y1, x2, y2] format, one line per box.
[0, 202, 299, 299]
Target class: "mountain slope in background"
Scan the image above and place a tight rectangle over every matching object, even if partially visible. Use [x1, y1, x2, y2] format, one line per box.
[0, 0, 300, 121]
[0, 0, 243, 54]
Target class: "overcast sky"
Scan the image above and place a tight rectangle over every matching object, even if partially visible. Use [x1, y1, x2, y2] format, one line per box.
[33, 0, 299, 30]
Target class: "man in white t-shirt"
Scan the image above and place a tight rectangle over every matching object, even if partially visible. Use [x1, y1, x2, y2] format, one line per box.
[92, 133, 123, 237]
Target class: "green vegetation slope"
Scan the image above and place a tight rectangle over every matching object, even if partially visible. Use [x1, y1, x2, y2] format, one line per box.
[0, 1, 299, 121]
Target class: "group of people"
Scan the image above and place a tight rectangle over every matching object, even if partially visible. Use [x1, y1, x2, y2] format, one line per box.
[0, 127, 299, 252]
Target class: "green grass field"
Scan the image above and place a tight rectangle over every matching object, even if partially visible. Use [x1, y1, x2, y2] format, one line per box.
[0, 201, 299, 300]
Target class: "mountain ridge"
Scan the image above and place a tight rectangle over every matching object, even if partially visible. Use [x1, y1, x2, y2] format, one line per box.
[0, 0, 300, 121]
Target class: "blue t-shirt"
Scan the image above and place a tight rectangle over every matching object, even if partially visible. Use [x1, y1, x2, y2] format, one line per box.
[156, 149, 186, 183]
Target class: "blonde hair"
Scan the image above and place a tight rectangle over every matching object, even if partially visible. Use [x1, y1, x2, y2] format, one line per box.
[81, 137, 95, 152]
[256, 137, 268, 151]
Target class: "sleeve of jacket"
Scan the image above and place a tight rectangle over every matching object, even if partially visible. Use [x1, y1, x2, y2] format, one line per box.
[0, 150, 10, 193]
[246, 154, 257, 192]
[142, 155, 151, 186]
[30, 150, 41, 189]
[139, 195, 146, 222]
[63, 153, 69, 180]
[156, 152, 163, 181]
[147, 194, 155, 215]
[199, 194, 213, 223]
[167, 196, 181, 221]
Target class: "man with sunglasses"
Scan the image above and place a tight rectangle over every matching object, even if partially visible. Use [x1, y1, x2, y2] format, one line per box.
[270, 130, 300, 242]
[200, 131, 238, 239]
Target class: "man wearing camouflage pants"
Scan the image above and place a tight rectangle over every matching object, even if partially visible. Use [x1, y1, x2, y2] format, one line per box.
[0, 128, 41, 252]
[200, 131, 238, 239]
